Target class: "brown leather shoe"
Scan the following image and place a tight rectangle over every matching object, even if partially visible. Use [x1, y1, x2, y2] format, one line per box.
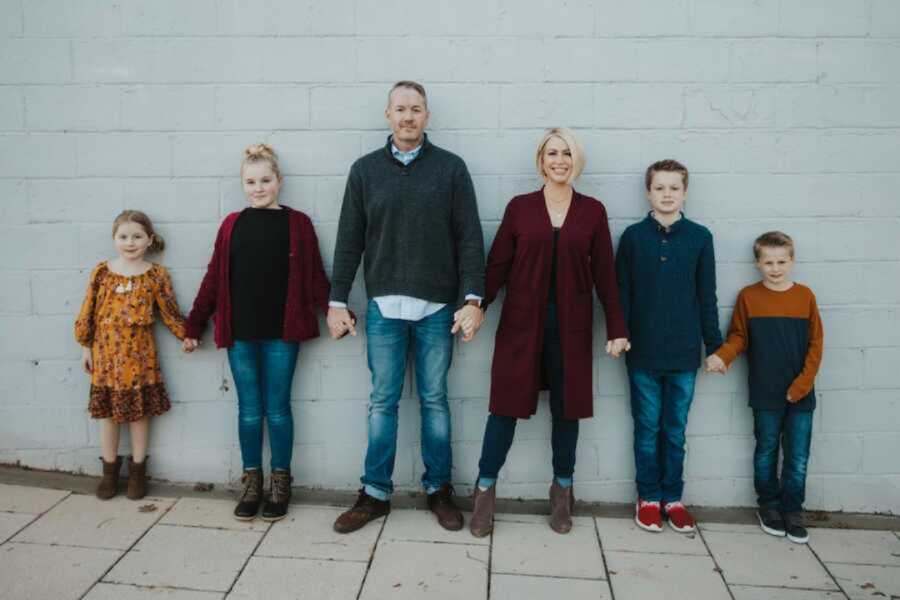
[333, 489, 390, 534]
[96, 456, 123, 500]
[126, 456, 149, 500]
[234, 469, 263, 521]
[469, 484, 496, 538]
[427, 483, 464, 531]
[549, 481, 574, 534]
[261, 469, 292, 522]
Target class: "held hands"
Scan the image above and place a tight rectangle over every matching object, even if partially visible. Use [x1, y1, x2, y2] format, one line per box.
[182, 338, 200, 353]
[451, 304, 484, 342]
[705, 354, 727, 374]
[327, 307, 357, 339]
[605, 338, 630, 358]
[81, 347, 93, 374]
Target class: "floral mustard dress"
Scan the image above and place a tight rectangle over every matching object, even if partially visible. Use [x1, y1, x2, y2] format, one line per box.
[74, 262, 186, 423]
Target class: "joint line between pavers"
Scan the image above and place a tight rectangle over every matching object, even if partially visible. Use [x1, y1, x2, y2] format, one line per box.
[222, 512, 274, 597]
[486, 526, 494, 600]
[491, 570, 608, 582]
[76, 495, 179, 600]
[696, 522, 738, 600]
[806, 542, 853, 599]
[355, 513, 388, 600]
[730, 582, 851, 593]
[156, 521, 266, 533]
[594, 516, 618, 600]
[253, 552, 370, 564]
[0, 513, 39, 547]
[381, 537, 490, 548]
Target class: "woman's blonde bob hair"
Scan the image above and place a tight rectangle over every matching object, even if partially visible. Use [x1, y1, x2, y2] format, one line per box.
[535, 127, 585, 184]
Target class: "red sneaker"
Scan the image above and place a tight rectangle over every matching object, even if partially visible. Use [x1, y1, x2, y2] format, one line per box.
[664, 501, 696, 533]
[635, 499, 663, 532]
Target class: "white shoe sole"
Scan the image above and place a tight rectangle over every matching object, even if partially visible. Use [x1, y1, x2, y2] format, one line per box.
[667, 519, 696, 533]
[787, 532, 809, 544]
[757, 512, 786, 537]
[635, 514, 663, 532]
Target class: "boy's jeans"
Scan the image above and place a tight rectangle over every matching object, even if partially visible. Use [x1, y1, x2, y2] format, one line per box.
[227, 339, 299, 471]
[361, 300, 454, 501]
[753, 406, 813, 514]
[628, 368, 697, 503]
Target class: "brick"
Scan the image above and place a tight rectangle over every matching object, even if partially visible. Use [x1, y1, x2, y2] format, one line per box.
[822, 475, 900, 513]
[216, 85, 310, 130]
[33, 361, 90, 406]
[0, 361, 35, 407]
[320, 359, 372, 400]
[122, 85, 215, 131]
[425, 130, 536, 176]
[779, 0, 870, 36]
[23, 0, 121, 36]
[0, 134, 77, 177]
[73, 40, 158, 84]
[24, 85, 121, 132]
[31, 270, 87, 315]
[0, 271, 30, 314]
[497, 1, 595, 36]
[865, 262, 900, 304]
[688, 0, 778, 36]
[122, 0, 218, 35]
[262, 38, 356, 83]
[151, 401, 234, 448]
[683, 85, 775, 128]
[862, 434, 900, 475]
[295, 399, 367, 445]
[808, 433, 863, 475]
[500, 84, 593, 129]
[816, 347, 864, 391]
[0, 39, 71, 84]
[149, 223, 220, 268]
[310, 85, 385, 130]
[820, 131, 899, 173]
[0, 180, 28, 225]
[216, 0, 355, 35]
[776, 85, 900, 128]
[817, 220, 898, 262]
[685, 435, 754, 478]
[27, 179, 125, 223]
[172, 132, 266, 177]
[686, 393, 733, 436]
[0, 406, 88, 450]
[871, 0, 900, 36]
[796, 262, 867, 305]
[823, 307, 900, 349]
[578, 130, 644, 174]
[267, 131, 362, 177]
[0, 87, 23, 131]
[162, 356, 225, 404]
[311, 176, 347, 222]
[125, 178, 220, 223]
[0, 315, 77, 361]
[864, 347, 900, 390]
[221, 177, 316, 216]
[640, 131, 732, 174]
[730, 40, 818, 82]
[356, 37, 544, 83]
[821, 390, 900, 432]
[637, 40, 730, 82]
[819, 41, 900, 83]
[0, 0, 22, 36]
[544, 39, 640, 82]
[288, 355, 321, 401]
[595, 0, 690, 36]
[729, 131, 826, 174]
[76, 133, 171, 177]
[356, 0, 500, 35]
[0, 225, 79, 269]
[594, 84, 683, 129]
[428, 84, 502, 130]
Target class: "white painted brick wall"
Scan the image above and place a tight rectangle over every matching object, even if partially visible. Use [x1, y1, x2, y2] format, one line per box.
[1, 0, 898, 514]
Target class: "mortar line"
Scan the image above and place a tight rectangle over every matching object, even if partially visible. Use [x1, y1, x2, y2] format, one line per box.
[697, 523, 737, 600]
[594, 516, 617, 600]
[354, 511, 388, 600]
[486, 525, 494, 600]
[806, 541, 852, 599]
[221, 513, 273, 597]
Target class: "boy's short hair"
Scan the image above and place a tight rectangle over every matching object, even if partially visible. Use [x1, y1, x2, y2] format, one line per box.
[753, 231, 795, 259]
[645, 159, 689, 191]
[388, 80, 428, 108]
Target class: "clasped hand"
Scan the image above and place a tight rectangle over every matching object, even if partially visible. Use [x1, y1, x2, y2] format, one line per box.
[451, 304, 484, 342]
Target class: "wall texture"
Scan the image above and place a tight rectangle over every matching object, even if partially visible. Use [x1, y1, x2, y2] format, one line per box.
[1, 0, 899, 513]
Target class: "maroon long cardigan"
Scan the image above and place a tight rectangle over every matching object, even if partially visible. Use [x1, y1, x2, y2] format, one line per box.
[184, 206, 331, 348]
[484, 189, 627, 420]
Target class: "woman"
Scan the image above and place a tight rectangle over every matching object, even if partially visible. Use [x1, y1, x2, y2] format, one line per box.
[469, 128, 629, 536]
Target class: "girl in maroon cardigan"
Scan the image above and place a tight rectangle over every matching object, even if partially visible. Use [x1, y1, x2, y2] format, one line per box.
[469, 129, 630, 537]
[183, 144, 331, 522]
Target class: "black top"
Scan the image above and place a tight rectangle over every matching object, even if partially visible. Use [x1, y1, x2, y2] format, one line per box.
[547, 227, 560, 304]
[229, 207, 290, 340]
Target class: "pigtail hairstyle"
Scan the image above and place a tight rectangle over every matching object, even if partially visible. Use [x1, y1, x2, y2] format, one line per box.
[112, 210, 165, 254]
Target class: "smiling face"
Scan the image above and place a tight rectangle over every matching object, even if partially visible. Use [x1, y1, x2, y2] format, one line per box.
[540, 136, 573, 185]
[242, 161, 282, 209]
[646, 170, 687, 219]
[756, 245, 795, 290]
[114, 221, 153, 261]
[385, 86, 430, 151]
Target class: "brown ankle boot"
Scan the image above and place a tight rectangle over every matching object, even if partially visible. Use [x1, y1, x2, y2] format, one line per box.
[549, 481, 574, 534]
[261, 469, 292, 522]
[126, 456, 149, 500]
[469, 484, 496, 538]
[96, 456, 123, 500]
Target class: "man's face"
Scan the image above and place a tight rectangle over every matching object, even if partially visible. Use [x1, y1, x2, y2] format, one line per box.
[385, 87, 430, 151]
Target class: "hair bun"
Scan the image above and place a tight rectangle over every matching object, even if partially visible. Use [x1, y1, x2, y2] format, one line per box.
[244, 143, 276, 161]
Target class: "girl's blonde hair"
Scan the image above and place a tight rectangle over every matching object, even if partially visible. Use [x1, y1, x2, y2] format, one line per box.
[112, 210, 164, 253]
[535, 127, 585, 184]
[241, 143, 281, 180]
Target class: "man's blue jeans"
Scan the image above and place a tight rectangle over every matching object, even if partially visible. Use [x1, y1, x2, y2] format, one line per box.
[753, 406, 813, 514]
[628, 368, 697, 503]
[227, 339, 299, 471]
[362, 300, 454, 501]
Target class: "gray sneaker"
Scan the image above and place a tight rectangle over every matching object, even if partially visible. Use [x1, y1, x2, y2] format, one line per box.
[784, 511, 809, 544]
[757, 507, 786, 537]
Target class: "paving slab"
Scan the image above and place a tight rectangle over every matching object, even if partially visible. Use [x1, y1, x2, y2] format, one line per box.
[730, 585, 846, 599]
[700, 521, 765, 535]
[381, 507, 486, 545]
[0, 512, 35, 543]
[255, 505, 379, 562]
[0, 483, 69, 513]
[229, 556, 365, 600]
[0, 542, 121, 600]
[159, 497, 269, 532]
[809, 528, 900, 566]
[828, 563, 900, 600]
[490, 574, 612, 600]
[703, 530, 839, 590]
[596, 516, 709, 555]
[360, 539, 488, 600]
[605, 551, 731, 600]
[104, 525, 262, 592]
[491, 516, 605, 578]
[12, 494, 173, 550]
[83, 583, 223, 599]
[494, 512, 550, 525]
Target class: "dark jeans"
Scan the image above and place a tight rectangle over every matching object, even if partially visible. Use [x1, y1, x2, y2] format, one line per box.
[753, 406, 813, 514]
[628, 368, 697, 503]
[477, 304, 579, 484]
[227, 339, 299, 471]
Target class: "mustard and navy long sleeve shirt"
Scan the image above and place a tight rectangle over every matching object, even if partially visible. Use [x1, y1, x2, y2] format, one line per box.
[715, 281, 824, 411]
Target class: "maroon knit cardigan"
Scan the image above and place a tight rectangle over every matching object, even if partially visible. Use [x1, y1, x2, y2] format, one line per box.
[184, 206, 331, 348]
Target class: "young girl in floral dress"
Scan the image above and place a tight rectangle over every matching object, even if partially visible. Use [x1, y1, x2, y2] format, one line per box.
[75, 210, 186, 500]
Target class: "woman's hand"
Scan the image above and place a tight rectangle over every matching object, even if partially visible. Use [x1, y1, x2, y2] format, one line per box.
[327, 307, 357, 339]
[81, 347, 93, 374]
[605, 338, 631, 358]
[451, 304, 484, 342]
[182, 338, 200, 353]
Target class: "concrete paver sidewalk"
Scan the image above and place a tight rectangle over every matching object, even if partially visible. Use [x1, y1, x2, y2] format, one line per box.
[0, 482, 898, 600]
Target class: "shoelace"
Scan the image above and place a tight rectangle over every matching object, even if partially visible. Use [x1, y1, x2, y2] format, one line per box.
[664, 501, 684, 512]
[240, 472, 261, 502]
[270, 473, 290, 503]
[639, 499, 660, 509]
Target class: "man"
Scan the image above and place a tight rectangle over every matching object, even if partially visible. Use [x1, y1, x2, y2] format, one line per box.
[328, 81, 485, 533]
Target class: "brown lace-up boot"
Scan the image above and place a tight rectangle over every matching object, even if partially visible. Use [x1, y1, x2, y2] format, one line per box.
[126, 456, 149, 500]
[549, 481, 574, 534]
[261, 469, 292, 522]
[234, 469, 263, 521]
[427, 482, 464, 531]
[469, 484, 496, 538]
[96, 456, 123, 500]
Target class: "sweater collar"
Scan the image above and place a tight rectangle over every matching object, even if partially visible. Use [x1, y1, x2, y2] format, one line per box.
[643, 210, 685, 233]
[384, 133, 431, 166]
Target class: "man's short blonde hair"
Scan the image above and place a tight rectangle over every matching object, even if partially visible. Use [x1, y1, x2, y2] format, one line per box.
[535, 128, 585, 184]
